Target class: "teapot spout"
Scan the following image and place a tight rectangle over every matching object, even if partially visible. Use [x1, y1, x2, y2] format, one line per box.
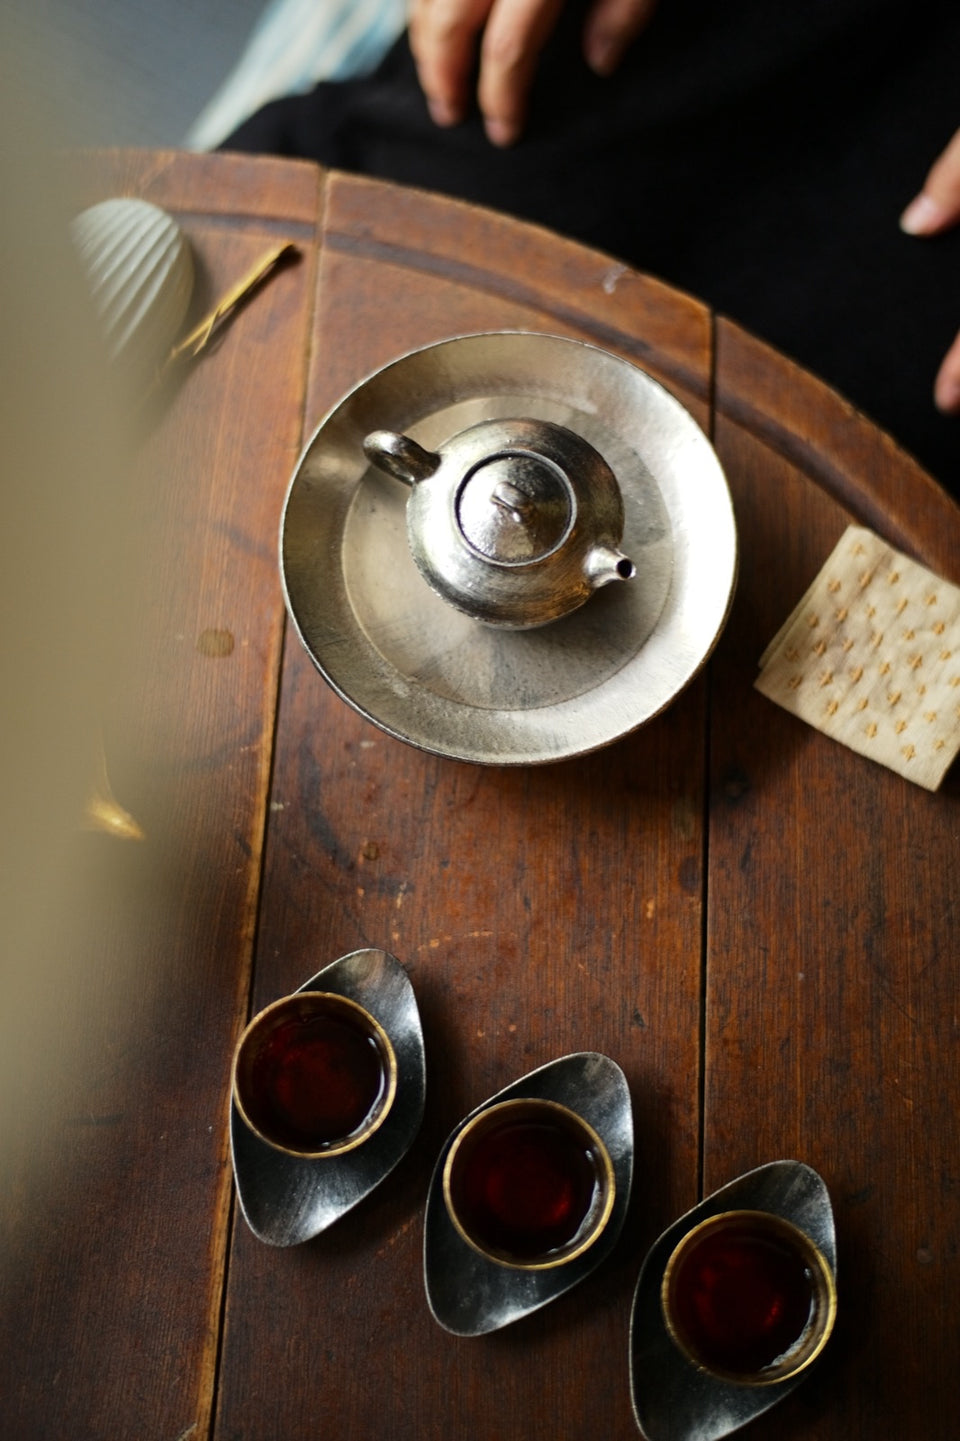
[586, 545, 636, 590]
[363, 430, 441, 487]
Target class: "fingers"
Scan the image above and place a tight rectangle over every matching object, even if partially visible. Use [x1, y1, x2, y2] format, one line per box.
[583, 0, 660, 76]
[410, 0, 658, 148]
[900, 127, 960, 235]
[899, 128, 960, 415]
[409, 0, 496, 128]
[409, 0, 562, 144]
[934, 330, 960, 414]
[476, 0, 564, 146]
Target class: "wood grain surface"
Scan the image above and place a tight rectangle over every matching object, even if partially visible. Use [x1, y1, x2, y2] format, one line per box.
[2, 150, 957, 1441]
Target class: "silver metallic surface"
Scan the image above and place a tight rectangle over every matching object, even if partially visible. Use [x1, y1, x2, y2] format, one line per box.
[457, 453, 572, 562]
[363, 416, 630, 627]
[362, 430, 440, 487]
[423, 1051, 634, 1336]
[629, 1161, 838, 1441]
[230, 948, 425, 1247]
[281, 331, 737, 764]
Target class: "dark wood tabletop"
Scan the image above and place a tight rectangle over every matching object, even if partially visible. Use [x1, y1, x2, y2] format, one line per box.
[3, 148, 958, 1441]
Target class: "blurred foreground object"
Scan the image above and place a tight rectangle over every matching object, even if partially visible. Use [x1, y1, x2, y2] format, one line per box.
[0, 23, 137, 1220]
[70, 197, 195, 393]
[83, 740, 145, 841]
[69, 192, 294, 402]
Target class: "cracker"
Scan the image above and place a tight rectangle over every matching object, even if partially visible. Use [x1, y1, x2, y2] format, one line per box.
[755, 526, 960, 789]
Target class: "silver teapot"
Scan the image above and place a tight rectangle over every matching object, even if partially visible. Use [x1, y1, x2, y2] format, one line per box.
[362, 417, 634, 629]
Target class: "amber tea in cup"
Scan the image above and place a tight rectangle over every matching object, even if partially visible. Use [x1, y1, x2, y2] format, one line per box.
[442, 1097, 615, 1269]
[660, 1209, 837, 1385]
[232, 991, 397, 1157]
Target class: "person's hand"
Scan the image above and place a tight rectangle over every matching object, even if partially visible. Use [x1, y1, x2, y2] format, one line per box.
[900, 127, 960, 414]
[408, 0, 659, 148]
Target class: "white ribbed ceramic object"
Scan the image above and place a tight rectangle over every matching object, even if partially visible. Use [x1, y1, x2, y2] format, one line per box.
[70, 197, 194, 378]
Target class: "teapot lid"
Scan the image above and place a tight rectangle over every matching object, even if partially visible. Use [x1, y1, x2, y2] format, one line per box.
[456, 451, 573, 563]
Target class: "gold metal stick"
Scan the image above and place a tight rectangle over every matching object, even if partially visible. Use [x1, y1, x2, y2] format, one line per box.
[160, 241, 298, 375]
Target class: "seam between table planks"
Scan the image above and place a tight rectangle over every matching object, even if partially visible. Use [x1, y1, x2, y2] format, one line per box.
[201, 185, 324, 1441]
[697, 308, 720, 1204]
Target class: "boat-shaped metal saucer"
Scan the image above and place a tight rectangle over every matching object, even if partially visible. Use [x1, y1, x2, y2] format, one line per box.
[629, 1160, 837, 1441]
[230, 948, 425, 1246]
[280, 331, 737, 765]
[424, 1051, 633, 1335]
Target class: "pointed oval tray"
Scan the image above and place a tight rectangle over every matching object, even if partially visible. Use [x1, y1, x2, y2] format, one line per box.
[230, 948, 426, 1246]
[424, 1051, 634, 1335]
[629, 1160, 837, 1441]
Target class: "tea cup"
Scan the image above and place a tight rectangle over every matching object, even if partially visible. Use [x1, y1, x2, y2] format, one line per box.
[232, 991, 398, 1158]
[660, 1208, 837, 1385]
[442, 1096, 616, 1270]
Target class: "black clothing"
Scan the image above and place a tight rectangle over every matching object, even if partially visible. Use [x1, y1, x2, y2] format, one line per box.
[225, 1, 960, 498]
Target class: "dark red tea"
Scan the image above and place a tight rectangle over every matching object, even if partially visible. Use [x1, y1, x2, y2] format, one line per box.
[668, 1220, 815, 1375]
[449, 1110, 602, 1262]
[245, 1005, 387, 1152]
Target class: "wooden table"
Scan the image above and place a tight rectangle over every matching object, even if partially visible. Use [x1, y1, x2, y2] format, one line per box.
[3, 149, 958, 1440]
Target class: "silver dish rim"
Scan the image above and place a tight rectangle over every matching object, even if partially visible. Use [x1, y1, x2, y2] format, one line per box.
[280, 331, 738, 765]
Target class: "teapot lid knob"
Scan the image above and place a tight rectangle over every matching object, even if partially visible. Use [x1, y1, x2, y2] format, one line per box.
[456, 452, 572, 563]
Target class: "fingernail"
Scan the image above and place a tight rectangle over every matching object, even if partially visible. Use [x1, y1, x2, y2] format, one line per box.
[485, 117, 519, 148]
[585, 35, 618, 76]
[428, 97, 460, 127]
[934, 374, 960, 413]
[900, 193, 945, 235]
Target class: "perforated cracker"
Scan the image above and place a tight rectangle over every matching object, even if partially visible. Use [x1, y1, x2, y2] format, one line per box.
[755, 526, 960, 789]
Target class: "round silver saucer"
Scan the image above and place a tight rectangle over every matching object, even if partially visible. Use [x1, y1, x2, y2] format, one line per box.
[281, 332, 737, 765]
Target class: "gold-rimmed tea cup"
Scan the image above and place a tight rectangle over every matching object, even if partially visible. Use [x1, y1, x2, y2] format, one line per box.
[660, 1208, 837, 1386]
[232, 991, 398, 1158]
[442, 1097, 615, 1270]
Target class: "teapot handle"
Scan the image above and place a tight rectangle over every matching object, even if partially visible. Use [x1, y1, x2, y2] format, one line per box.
[363, 430, 440, 487]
